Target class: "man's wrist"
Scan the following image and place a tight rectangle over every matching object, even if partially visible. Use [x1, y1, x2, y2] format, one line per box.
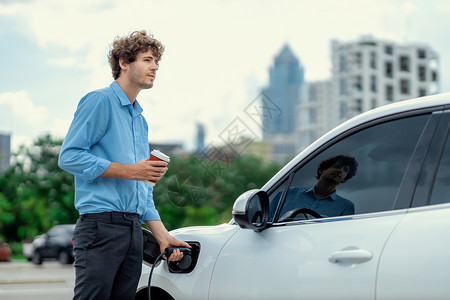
[101, 162, 134, 180]
[144, 220, 169, 241]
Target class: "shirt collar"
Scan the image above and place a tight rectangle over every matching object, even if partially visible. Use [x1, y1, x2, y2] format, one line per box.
[308, 186, 338, 201]
[110, 81, 143, 115]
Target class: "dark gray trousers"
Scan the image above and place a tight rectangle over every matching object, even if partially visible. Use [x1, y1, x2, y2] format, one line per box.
[73, 212, 143, 300]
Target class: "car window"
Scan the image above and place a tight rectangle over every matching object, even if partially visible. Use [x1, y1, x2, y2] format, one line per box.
[47, 228, 58, 237]
[270, 114, 430, 222]
[47, 226, 73, 237]
[268, 179, 289, 220]
[429, 132, 450, 205]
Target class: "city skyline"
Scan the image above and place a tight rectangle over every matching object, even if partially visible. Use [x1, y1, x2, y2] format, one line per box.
[1, 0, 450, 153]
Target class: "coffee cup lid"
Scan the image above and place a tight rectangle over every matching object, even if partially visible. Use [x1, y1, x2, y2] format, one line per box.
[151, 149, 170, 162]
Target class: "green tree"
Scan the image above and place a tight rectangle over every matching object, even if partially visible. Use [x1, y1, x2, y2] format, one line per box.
[153, 154, 282, 231]
[0, 134, 76, 242]
[0, 134, 283, 241]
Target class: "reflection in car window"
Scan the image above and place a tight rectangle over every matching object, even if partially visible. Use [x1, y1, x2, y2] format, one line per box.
[429, 133, 450, 205]
[270, 114, 430, 222]
[277, 155, 359, 220]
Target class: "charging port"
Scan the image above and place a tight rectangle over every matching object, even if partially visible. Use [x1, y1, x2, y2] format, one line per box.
[167, 242, 200, 273]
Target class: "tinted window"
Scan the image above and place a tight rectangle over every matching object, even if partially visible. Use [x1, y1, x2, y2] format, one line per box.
[429, 133, 450, 205]
[270, 114, 430, 222]
[268, 179, 288, 220]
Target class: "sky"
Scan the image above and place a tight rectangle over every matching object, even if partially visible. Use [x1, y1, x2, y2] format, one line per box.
[1, 0, 450, 152]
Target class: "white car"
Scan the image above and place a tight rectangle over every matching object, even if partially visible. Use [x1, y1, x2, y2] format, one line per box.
[136, 93, 450, 300]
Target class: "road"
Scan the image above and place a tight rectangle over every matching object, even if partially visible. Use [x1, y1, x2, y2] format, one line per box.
[0, 261, 75, 300]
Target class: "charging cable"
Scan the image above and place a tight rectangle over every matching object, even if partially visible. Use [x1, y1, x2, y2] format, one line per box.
[147, 247, 192, 300]
[147, 251, 166, 300]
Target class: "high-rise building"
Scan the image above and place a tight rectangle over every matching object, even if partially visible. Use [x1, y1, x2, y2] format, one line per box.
[297, 80, 333, 150]
[262, 36, 440, 160]
[195, 123, 205, 153]
[263, 44, 305, 137]
[0, 132, 11, 171]
[330, 35, 440, 127]
[262, 44, 305, 162]
[297, 35, 440, 153]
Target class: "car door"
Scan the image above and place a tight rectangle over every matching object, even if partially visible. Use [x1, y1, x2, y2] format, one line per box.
[376, 111, 450, 300]
[42, 227, 61, 258]
[209, 110, 440, 300]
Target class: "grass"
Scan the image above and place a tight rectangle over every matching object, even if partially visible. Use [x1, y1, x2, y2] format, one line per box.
[11, 256, 27, 262]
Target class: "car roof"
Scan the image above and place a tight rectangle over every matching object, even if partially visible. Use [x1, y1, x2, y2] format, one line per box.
[48, 224, 76, 231]
[54, 224, 76, 228]
[262, 92, 450, 191]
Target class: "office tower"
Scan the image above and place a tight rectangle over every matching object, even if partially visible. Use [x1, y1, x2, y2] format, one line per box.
[261, 44, 305, 162]
[196, 123, 205, 153]
[263, 44, 305, 137]
[0, 133, 11, 171]
[297, 80, 333, 150]
[331, 35, 440, 127]
[296, 35, 440, 153]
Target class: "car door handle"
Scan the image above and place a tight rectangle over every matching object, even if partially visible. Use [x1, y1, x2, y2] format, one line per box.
[328, 248, 373, 264]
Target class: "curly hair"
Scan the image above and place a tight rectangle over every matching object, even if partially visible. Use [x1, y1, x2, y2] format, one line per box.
[108, 30, 165, 80]
[316, 154, 358, 181]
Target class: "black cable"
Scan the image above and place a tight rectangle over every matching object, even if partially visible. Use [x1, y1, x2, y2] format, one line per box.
[147, 251, 166, 300]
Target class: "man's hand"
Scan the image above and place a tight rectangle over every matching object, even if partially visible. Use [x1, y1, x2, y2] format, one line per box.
[132, 159, 168, 182]
[144, 220, 192, 262]
[100, 159, 168, 182]
[159, 235, 192, 261]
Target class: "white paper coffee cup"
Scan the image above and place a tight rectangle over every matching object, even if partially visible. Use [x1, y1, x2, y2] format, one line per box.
[144, 150, 170, 186]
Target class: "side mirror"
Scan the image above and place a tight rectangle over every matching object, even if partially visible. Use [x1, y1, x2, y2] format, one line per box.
[232, 189, 269, 231]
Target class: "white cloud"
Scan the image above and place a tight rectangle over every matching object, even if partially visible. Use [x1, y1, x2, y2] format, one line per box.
[0, 3, 19, 16]
[3, 0, 443, 87]
[401, 1, 419, 15]
[51, 117, 72, 139]
[10, 135, 33, 152]
[1, 0, 450, 151]
[438, 2, 450, 12]
[0, 91, 48, 125]
[46, 57, 79, 68]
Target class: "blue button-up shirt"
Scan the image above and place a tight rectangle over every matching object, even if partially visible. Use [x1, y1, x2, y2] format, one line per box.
[58, 81, 160, 222]
[272, 186, 354, 220]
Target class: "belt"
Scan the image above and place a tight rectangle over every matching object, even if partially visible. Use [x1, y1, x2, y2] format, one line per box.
[80, 211, 140, 223]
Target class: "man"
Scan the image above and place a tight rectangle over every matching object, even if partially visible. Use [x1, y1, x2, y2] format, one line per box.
[58, 30, 189, 300]
[276, 155, 358, 220]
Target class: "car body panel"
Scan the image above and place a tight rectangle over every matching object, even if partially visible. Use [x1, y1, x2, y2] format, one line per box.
[139, 224, 239, 300]
[31, 224, 75, 264]
[22, 242, 33, 260]
[209, 212, 406, 300]
[377, 204, 450, 299]
[137, 93, 450, 300]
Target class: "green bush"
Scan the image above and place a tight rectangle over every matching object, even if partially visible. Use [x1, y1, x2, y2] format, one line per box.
[0, 134, 283, 240]
[8, 242, 23, 258]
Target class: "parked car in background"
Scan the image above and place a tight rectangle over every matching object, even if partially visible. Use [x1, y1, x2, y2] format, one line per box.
[22, 238, 36, 261]
[136, 93, 450, 299]
[25, 224, 75, 265]
[0, 241, 11, 262]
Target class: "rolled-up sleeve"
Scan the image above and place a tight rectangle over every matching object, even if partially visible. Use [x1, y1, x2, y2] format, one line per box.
[59, 92, 111, 182]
